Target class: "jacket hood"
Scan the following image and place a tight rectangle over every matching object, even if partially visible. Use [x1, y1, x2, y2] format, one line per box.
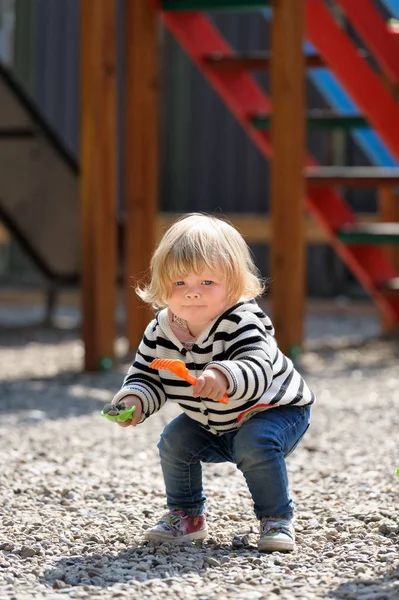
[234, 300, 275, 337]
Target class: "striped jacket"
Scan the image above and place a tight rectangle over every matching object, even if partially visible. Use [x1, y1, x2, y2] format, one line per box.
[113, 300, 315, 435]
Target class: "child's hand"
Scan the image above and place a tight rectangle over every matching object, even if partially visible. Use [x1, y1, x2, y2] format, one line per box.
[193, 368, 228, 402]
[116, 395, 142, 427]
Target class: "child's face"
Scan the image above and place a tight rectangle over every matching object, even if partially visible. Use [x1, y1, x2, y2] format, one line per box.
[167, 269, 230, 335]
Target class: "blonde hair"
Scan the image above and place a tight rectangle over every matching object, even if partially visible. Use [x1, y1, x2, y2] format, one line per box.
[137, 213, 265, 309]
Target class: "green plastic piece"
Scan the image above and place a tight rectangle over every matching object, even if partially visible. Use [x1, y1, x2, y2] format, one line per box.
[252, 114, 369, 131]
[99, 356, 113, 371]
[100, 405, 136, 423]
[289, 344, 301, 361]
[163, 0, 270, 11]
[337, 225, 399, 245]
[338, 233, 399, 244]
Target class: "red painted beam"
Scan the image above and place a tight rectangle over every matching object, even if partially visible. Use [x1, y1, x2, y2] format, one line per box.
[335, 0, 399, 86]
[305, 0, 399, 162]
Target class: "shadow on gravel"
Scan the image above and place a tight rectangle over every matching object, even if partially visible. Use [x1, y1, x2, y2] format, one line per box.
[42, 540, 258, 590]
[0, 312, 126, 349]
[0, 371, 120, 421]
[301, 336, 399, 376]
[0, 324, 80, 348]
[328, 564, 399, 600]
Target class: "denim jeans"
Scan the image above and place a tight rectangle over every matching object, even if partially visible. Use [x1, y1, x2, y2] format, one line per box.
[157, 405, 311, 520]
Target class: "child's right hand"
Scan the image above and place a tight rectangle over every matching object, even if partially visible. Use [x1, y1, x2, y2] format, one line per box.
[116, 395, 142, 428]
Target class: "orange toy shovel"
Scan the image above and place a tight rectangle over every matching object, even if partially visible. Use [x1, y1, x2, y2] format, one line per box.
[149, 358, 229, 405]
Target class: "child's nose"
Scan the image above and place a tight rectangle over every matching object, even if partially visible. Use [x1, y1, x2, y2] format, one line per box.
[185, 289, 201, 299]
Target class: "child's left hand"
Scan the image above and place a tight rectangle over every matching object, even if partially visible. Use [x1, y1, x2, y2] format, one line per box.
[193, 368, 228, 402]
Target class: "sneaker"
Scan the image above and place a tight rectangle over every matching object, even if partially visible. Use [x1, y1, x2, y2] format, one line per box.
[258, 517, 295, 552]
[144, 509, 208, 542]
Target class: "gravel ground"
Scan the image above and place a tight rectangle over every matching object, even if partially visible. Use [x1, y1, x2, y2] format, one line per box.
[0, 304, 398, 600]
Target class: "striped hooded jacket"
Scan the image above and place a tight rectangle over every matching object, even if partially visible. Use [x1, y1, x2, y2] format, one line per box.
[113, 300, 315, 435]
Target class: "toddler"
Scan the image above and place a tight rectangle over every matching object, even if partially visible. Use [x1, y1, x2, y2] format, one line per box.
[112, 213, 314, 552]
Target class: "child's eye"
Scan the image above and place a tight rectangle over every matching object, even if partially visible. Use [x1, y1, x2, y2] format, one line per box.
[174, 281, 185, 286]
[202, 280, 212, 286]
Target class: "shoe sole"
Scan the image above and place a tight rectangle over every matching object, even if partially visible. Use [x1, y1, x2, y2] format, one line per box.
[144, 528, 208, 542]
[258, 539, 295, 552]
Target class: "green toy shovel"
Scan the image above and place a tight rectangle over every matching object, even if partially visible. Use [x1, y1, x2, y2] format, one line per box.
[100, 402, 136, 423]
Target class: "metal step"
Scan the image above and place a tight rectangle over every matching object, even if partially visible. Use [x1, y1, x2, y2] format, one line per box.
[162, 0, 269, 10]
[305, 166, 399, 188]
[204, 49, 370, 71]
[252, 111, 368, 131]
[204, 52, 325, 71]
[378, 277, 399, 293]
[337, 223, 399, 244]
[0, 127, 36, 139]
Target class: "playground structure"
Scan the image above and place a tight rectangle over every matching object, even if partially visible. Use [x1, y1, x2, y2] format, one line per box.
[1, 0, 399, 370]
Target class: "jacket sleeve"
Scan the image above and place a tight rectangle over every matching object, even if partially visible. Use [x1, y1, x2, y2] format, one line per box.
[205, 313, 275, 403]
[112, 320, 167, 422]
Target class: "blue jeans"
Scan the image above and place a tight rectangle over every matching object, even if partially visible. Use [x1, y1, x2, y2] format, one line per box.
[157, 405, 311, 520]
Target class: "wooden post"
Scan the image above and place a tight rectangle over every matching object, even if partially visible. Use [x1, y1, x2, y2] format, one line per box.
[270, 0, 306, 357]
[80, 0, 117, 371]
[379, 185, 399, 332]
[124, 0, 159, 350]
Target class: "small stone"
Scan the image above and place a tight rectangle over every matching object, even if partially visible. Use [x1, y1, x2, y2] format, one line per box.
[204, 557, 220, 567]
[231, 536, 244, 549]
[50, 569, 65, 580]
[52, 580, 67, 589]
[0, 542, 14, 551]
[378, 522, 398, 535]
[19, 546, 39, 558]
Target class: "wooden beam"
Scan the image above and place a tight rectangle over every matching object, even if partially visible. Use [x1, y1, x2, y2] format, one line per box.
[380, 187, 399, 261]
[80, 0, 117, 371]
[0, 222, 10, 244]
[379, 186, 399, 332]
[158, 212, 377, 245]
[124, 0, 159, 350]
[270, 0, 305, 357]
